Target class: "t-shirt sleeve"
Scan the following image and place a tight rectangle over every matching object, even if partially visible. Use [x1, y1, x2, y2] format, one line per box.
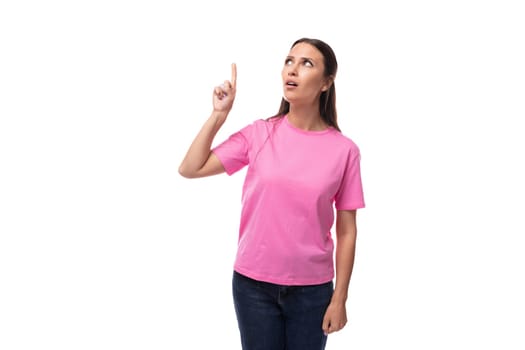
[211, 124, 252, 175]
[334, 147, 365, 210]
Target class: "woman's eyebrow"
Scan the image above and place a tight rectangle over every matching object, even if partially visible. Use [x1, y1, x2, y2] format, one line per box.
[286, 55, 315, 61]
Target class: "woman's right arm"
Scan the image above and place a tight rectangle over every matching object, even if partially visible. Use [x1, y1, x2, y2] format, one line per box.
[178, 64, 237, 179]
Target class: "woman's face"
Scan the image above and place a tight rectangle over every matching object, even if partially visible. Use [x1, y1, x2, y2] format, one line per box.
[281, 42, 330, 105]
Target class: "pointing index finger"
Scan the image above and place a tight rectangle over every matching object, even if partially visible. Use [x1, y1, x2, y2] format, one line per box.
[231, 63, 237, 89]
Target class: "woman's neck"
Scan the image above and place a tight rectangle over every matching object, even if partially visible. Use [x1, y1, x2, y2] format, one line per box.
[287, 107, 327, 131]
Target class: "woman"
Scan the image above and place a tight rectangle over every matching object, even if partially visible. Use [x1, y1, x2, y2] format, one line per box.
[179, 38, 365, 350]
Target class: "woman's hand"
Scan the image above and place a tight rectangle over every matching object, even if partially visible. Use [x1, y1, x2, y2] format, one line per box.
[213, 63, 237, 114]
[322, 300, 348, 335]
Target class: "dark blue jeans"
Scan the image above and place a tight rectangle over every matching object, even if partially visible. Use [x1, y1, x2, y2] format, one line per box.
[232, 271, 334, 350]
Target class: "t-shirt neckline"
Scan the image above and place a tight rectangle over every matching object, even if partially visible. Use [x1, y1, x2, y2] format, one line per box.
[284, 114, 334, 135]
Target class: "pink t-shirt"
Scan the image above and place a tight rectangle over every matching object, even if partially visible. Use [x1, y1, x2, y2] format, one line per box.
[212, 115, 365, 285]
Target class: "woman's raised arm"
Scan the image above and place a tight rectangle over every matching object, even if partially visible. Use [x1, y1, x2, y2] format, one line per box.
[178, 63, 237, 178]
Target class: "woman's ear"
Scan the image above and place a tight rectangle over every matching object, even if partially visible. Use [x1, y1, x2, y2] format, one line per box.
[321, 75, 334, 92]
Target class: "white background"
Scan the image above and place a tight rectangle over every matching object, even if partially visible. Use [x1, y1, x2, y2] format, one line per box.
[1, 0, 524, 349]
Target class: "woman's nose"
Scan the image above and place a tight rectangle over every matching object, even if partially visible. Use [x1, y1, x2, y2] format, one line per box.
[287, 65, 297, 76]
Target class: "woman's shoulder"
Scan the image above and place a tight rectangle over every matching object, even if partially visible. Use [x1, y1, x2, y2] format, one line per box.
[330, 130, 362, 153]
[234, 115, 282, 139]
[244, 115, 283, 131]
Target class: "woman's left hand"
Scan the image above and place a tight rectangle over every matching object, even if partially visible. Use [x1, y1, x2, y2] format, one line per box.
[322, 300, 348, 335]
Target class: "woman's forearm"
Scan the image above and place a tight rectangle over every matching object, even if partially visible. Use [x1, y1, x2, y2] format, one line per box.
[332, 210, 358, 303]
[178, 111, 228, 178]
[332, 231, 356, 303]
[179, 64, 237, 178]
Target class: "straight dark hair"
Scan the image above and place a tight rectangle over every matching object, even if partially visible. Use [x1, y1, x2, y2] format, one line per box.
[275, 38, 340, 132]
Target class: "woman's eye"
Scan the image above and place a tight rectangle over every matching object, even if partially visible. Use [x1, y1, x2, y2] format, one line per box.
[285, 58, 293, 65]
[304, 60, 313, 67]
